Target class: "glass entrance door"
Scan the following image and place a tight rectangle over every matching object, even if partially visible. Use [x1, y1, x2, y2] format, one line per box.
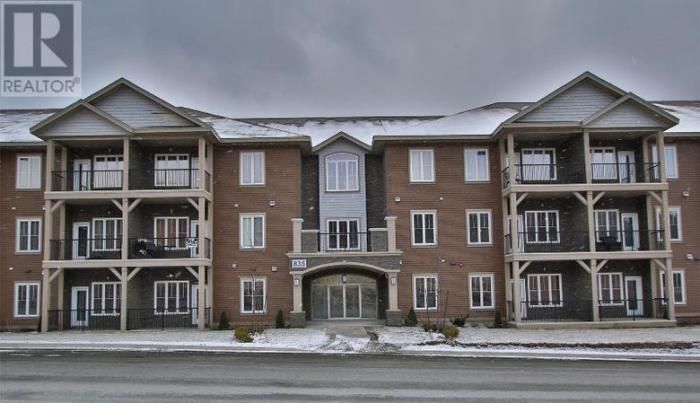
[310, 274, 378, 320]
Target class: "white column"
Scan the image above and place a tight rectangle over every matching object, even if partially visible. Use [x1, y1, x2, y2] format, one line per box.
[656, 131, 667, 183]
[508, 193, 518, 253]
[198, 265, 206, 330]
[512, 262, 521, 322]
[590, 259, 600, 322]
[587, 191, 595, 252]
[206, 266, 213, 327]
[292, 218, 303, 253]
[198, 198, 206, 258]
[122, 137, 130, 190]
[665, 258, 676, 320]
[40, 269, 50, 332]
[385, 216, 397, 252]
[583, 130, 592, 183]
[121, 198, 129, 260]
[506, 133, 516, 186]
[120, 267, 128, 331]
[198, 137, 206, 191]
[292, 275, 303, 312]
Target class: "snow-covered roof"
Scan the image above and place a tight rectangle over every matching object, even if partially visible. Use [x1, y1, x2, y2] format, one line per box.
[0, 109, 57, 144]
[179, 108, 305, 139]
[653, 102, 700, 133]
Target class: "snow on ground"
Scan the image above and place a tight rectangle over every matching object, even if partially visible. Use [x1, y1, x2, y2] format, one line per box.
[252, 328, 329, 350]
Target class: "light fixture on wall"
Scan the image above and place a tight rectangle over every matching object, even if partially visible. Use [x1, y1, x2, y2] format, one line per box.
[294, 278, 300, 287]
[342, 274, 347, 283]
[269, 200, 276, 207]
[390, 276, 396, 286]
[394, 196, 401, 202]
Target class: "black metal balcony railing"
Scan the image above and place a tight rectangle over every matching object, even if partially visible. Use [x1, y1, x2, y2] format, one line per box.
[129, 237, 211, 259]
[50, 238, 122, 260]
[49, 237, 211, 260]
[318, 232, 369, 252]
[598, 298, 668, 321]
[590, 162, 661, 183]
[502, 162, 662, 188]
[52, 170, 124, 191]
[507, 300, 594, 322]
[129, 169, 211, 191]
[47, 309, 122, 331]
[47, 307, 211, 331]
[505, 230, 665, 254]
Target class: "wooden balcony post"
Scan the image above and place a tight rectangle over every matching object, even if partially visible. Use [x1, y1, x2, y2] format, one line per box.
[40, 269, 50, 332]
[586, 191, 596, 252]
[590, 259, 600, 322]
[664, 258, 676, 320]
[506, 133, 516, 185]
[122, 137, 130, 190]
[656, 131, 667, 183]
[512, 262, 521, 322]
[583, 130, 592, 184]
[198, 198, 206, 258]
[121, 198, 129, 260]
[198, 265, 206, 330]
[198, 137, 206, 191]
[120, 267, 128, 331]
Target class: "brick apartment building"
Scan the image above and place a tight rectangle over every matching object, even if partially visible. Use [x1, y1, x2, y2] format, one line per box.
[1, 72, 698, 332]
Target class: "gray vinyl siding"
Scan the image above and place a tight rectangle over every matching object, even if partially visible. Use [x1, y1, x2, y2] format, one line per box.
[519, 80, 619, 122]
[317, 138, 368, 240]
[94, 87, 193, 128]
[588, 100, 668, 128]
[43, 108, 127, 136]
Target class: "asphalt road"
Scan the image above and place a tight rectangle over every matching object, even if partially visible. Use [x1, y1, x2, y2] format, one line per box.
[1, 351, 699, 402]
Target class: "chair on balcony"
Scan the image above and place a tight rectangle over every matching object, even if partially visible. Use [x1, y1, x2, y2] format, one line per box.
[597, 236, 622, 251]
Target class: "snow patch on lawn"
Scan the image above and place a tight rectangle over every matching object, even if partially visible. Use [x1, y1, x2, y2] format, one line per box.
[251, 328, 329, 350]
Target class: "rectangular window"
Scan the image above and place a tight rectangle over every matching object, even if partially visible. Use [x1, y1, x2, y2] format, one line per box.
[590, 147, 617, 180]
[154, 281, 189, 313]
[154, 154, 190, 187]
[93, 155, 124, 189]
[92, 218, 123, 251]
[524, 211, 559, 244]
[411, 210, 437, 246]
[527, 274, 562, 307]
[409, 149, 434, 182]
[594, 209, 620, 241]
[652, 145, 678, 179]
[154, 217, 189, 249]
[598, 273, 623, 305]
[241, 278, 266, 313]
[240, 213, 265, 249]
[656, 207, 682, 242]
[16, 155, 42, 189]
[15, 282, 40, 317]
[466, 210, 492, 245]
[326, 219, 360, 251]
[660, 270, 686, 305]
[92, 282, 121, 316]
[520, 148, 556, 181]
[469, 273, 494, 309]
[240, 151, 265, 185]
[414, 275, 438, 310]
[326, 153, 359, 191]
[16, 218, 41, 253]
[465, 148, 489, 182]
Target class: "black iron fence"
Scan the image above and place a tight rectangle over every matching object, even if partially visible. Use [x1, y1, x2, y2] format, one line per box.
[594, 230, 664, 251]
[590, 162, 661, 183]
[52, 170, 124, 191]
[129, 237, 210, 259]
[127, 308, 210, 330]
[129, 169, 211, 191]
[502, 162, 662, 188]
[505, 230, 664, 254]
[507, 300, 594, 322]
[318, 232, 369, 252]
[50, 238, 122, 260]
[598, 298, 668, 321]
[47, 309, 121, 331]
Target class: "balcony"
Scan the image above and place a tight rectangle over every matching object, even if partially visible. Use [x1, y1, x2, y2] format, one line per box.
[507, 298, 669, 322]
[50, 169, 211, 192]
[49, 237, 211, 261]
[302, 231, 387, 253]
[505, 230, 664, 254]
[502, 162, 661, 188]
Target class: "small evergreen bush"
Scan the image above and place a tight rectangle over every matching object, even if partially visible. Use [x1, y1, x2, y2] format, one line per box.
[234, 326, 253, 343]
[404, 308, 418, 326]
[451, 317, 466, 327]
[275, 309, 285, 328]
[218, 311, 230, 330]
[441, 324, 459, 339]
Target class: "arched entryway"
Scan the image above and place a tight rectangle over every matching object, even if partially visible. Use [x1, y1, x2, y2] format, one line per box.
[303, 269, 388, 321]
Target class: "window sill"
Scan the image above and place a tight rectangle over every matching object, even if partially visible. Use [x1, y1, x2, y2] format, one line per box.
[14, 251, 41, 256]
[411, 244, 438, 249]
[239, 183, 266, 187]
[464, 180, 491, 184]
[413, 308, 438, 312]
[239, 247, 266, 251]
[14, 315, 39, 319]
[469, 306, 495, 311]
[240, 312, 267, 316]
[409, 181, 436, 184]
[467, 243, 493, 248]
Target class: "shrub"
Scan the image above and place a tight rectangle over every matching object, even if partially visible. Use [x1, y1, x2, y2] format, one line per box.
[441, 324, 459, 339]
[275, 309, 285, 329]
[405, 308, 418, 326]
[422, 323, 441, 333]
[451, 317, 466, 327]
[494, 311, 504, 328]
[234, 326, 253, 343]
[218, 311, 230, 330]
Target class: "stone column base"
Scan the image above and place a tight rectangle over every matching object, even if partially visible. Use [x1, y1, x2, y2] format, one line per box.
[289, 311, 306, 328]
[385, 309, 402, 326]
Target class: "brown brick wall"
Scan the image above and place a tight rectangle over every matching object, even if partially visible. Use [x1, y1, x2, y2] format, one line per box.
[384, 142, 505, 321]
[0, 148, 46, 330]
[211, 145, 302, 326]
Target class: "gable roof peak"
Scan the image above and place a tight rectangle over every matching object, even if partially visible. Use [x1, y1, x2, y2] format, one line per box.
[312, 131, 371, 153]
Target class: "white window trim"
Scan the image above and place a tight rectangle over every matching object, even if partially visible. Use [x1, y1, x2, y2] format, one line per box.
[660, 270, 686, 305]
[325, 152, 360, 192]
[413, 274, 438, 311]
[91, 282, 121, 316]
[15, 217, 42, 253]
[469, 273, 495, 309]
[527, 273, 563, 307]
[92, 217, 123, 252]
[16, 155, 42, 190]
[153, 280, 190, 314]
[240, 277, 267, 314]
[153, 216, 190, 249]
[240, 151, 266, 186]
[594, 209, 621, 242]
[240, 213, 266, 249]
[524, 210, 560, 244]
[597, 272, 624, 306]
[464, 147, 490, 182]
[652, 144, 678, 179]
[325, 218, 361, 251]
[520, 148, 558, 181]
[409, 148, 435, 183]
[655, 206, 682, 242]
[410, 210, 437, 246]
[466, 209, 492, 245]
[14, 282, 40, 318]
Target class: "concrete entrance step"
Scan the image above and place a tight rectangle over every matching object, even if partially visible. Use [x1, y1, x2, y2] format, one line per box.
[308, 320, 384, 340]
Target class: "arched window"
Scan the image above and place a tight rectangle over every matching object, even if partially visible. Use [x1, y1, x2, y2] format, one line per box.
[326, 152, 359, 191]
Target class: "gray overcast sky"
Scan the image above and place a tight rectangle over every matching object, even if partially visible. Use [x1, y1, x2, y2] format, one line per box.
[2, 0, 699, 117]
